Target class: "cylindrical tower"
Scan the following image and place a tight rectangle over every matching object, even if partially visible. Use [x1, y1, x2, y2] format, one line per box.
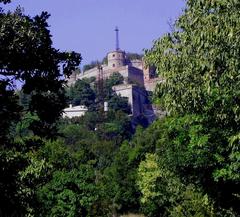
[107, 26, 126, 69]
[107, 50, 126, 68]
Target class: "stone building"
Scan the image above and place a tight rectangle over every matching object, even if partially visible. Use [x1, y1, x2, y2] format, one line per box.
[67, 27, 162, 123]
[63, 104, 88, 118]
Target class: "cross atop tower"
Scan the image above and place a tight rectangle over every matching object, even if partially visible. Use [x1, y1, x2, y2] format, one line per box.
[115, 26, 120, 51]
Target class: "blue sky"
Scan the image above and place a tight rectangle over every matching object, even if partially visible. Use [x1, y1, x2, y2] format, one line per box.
[5, 0, 185, 66]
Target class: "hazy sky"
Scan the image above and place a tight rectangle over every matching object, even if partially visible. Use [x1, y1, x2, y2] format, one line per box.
[5, 0, 185, 66]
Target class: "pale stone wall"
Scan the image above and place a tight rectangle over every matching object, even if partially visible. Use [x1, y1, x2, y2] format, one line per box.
[112, 84, 151, 117]
[76, 67, 99, 80]
[144, 78, 164, 92]
[128, 66, 144, 86]
[107, 50, 126, 69]
[102, 65, 128, 80]
[76, 65, 144, 88]
[66, 49, 160, 123]
[76, 65, 131, 81]
[132, 85, 148, 117]
[130, 59, 143, 70]
[63, 105, 88, 118]
[112, 84, 133, 113]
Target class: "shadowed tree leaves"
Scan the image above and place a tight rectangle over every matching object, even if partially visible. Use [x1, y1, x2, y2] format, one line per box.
[0, 7, 81, 138]
[0, 3, 81, 216]
[0, 81, 21, 145]
[67, 79, 96, 107]
[0, 0, 11, 4]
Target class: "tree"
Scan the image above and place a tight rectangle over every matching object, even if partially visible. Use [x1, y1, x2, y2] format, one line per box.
[0, 80, 21, 145]
[137, 153, 185, 217]
[97, 110, 133, 142]
[67, 79, 95, 107]
[145, 0, 240, 213]
[108, 94, 131, 114]
[101, 125, 160, 215]
[37, 165, 99, 217]
[145, 0, 240, 124]
[105, 72, 124, 88]
[0, 5, 81, 138]
[0, 2, 81, 215]
[102, 72, 131, 113]
[103, 141, 140, 215]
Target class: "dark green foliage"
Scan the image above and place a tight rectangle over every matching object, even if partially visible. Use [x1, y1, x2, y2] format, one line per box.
[48, 112, 135, 215]
[103, 72, 131, 114]
[18, 90, 31, 110]
[0, 149, 27, 216]
[66, 72, 131, 114]
[38, 140, 74, 171]
[0, 0, 11, 4]
[101, 126, 160, 214]
[145, 0, 240, 128]
[59, 109, 133, 168]
[59, 124, 97, 165]
[67, 79, 96, 107]
[12, 112, 38, 139]
[71, 111, 101, 131]
[2, 0, 240, 216]
[154, 115, 211, 182]
[97, 110, 133, 142]
[105, 72, 124, 88]
[0, 136, 49, 216]
[0, 2, 80, 216]
[0, 6, 81, 138]
[103, 141, 140, 214]
[108, 94, 131, 114]
[37, 165, 99, 217]
[144, 0, 240, 214]
[0, 81, 21, 145]
[102, 111, 239, 216]
[20, 139, 107, 216]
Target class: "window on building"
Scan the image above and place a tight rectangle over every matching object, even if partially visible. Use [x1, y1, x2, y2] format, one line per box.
[113, 54, 115, 57]
[113, 64, 115, 67]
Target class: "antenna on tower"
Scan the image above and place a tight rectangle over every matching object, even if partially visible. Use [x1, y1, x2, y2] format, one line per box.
[115, 26, 120, 51]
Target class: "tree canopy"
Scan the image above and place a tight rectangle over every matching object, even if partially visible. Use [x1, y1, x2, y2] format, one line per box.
[146, 0, 240, 122]
[66, 79, 96, 107]
[0, 2, 81, 215]
[1, 0, 239, 216]
[0, 5, 81, 138]
[144, 0, 240, 215]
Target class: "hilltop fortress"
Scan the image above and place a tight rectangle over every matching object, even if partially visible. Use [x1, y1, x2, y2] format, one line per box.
[67, 27, 163, 123]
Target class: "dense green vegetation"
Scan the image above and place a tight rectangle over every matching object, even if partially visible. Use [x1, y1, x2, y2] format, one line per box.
[0, 0, 81, 215]
[0, 0, 239, 216]
[66, 72, 131, 113]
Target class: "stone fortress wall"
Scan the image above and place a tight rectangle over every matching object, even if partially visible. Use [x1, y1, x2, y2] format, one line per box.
[67, 28, 163, 122]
